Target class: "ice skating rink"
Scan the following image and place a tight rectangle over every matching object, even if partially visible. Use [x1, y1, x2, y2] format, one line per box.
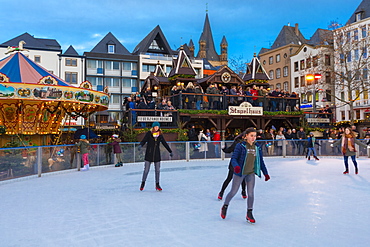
[1, 157, 370, 247]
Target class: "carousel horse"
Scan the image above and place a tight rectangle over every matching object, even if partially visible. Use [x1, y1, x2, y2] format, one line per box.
[5, 40, 29, 54]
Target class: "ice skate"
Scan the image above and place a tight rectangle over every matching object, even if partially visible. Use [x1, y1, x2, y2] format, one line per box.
[307, 156, 310, 160]
[221, 205, 228, 219]
[156, 183, 162, 191]
[246, 209, 255, 224]
[218, 191, 223, 200]
[140, 182, 145, 191]
[314, 156, 319, 161]
[343, 170, 349, 174]
[81, 164, 89, 171]
[241, 190, 247, 199]
[355, 167, 358, 174]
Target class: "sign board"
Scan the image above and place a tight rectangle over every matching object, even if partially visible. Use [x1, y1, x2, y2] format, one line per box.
[137, 116, 173, 122]
[307, 118, 330, 123]
[228, 106, 263, 116]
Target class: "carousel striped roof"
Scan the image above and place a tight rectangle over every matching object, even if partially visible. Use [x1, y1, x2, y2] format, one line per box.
[0, 52, 72, 86]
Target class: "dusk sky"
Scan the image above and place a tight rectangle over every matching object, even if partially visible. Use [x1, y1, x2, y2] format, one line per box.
[1, 0, 362, 62]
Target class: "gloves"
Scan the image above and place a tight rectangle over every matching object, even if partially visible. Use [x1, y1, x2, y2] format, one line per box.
[138, 145, 142, 151]
[264, 174, 270, 181]
[169, 152, 173, 157]
[367, 145, 370, 149]
[330, 144, 334, 147]
[234, 166, 241, 174]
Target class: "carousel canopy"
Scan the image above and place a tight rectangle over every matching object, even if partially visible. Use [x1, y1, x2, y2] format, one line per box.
[0, 52, 71, 86]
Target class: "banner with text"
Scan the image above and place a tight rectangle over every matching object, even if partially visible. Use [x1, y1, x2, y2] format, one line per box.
[228, 106, 263, 116]
[137, 116, 173, 122]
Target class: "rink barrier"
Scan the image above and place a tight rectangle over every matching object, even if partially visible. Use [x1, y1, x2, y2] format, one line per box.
[0, 139, 369, 182]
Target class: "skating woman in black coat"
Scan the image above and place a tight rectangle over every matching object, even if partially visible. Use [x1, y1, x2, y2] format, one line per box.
[138, 122, 173, 191]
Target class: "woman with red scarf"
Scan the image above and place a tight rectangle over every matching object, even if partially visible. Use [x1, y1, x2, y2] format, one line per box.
[331, 127, 368, 174]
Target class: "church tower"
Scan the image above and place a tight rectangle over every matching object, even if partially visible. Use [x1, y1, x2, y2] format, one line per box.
[220, 35, 228, 65]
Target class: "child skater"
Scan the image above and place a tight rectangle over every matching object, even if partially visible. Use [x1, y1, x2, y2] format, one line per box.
[218, 130, 247, 200]
[75, 135, 90, 171]
[331, 127, 368, 174]
[306, 132, 320, 161]
[220, 127, 270, 224]
[109, 134, 123, 167]
[138, 122, 173, 191]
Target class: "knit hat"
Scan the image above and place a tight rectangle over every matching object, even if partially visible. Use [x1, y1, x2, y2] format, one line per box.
[152, 122, 160, 127]
[80, 135, 86, 139]
[112, 134, 119, 138]
[309, 132, 314, 136]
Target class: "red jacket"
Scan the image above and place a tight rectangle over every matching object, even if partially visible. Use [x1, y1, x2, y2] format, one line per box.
[212, 131, 221, 144]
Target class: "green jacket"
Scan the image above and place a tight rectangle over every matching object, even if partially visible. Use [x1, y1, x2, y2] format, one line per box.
[76, 140, 90, 154]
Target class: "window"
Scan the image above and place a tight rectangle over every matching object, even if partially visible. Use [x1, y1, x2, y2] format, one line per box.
[283, 81, 288, 91]
[269, 56, 273, 65]
[355, 71, 360, 80]
[340, 53, 344, 64]
[341, 92, 345, 101]
[356, 111, 361, 119]
[110, 94, 120, 104]
[362, 26, 367, 38]
[356, 12, 362, 22]
[364, 47, 368, 59]
[65, 72, 77, 84]
[354, 49, 359, 60]
[86, 76, 103, 86]
[341, 111, 345, 120]
[354, 29, 359, 40]
[326, 90, 332, 102]
[34, 55, 41, 63]
[300, 60, 305, 70]
[306, 57, 311, 68]
[325, 72, 331, 84]
[300, 76, 305, 86]
[364, 89, 368, 99]
[87, 60, 103, 70]
[105, 61, 120, 70]
[166, 66, 172, 74]
[347, 51, 352, 62]
[104, 77, 120, 88]
[355, 89, 361, 100]
[283, 66, 288, 77]
[142, 64, 156, 72]
[123, 62, 131, 71]
[276, 54, 280, 63]
[294, 61, 299, 71]
[108, 45, 115, 53]
[66, 58, 77, 66]
[269, 70, 274, 80]
[312, 56, 318, 67]
[122, 78, 135, 87]
[276, 68, 281, 78]
[325, 54, 331, 66]
[276, 83, 281, 89]
[294, 77, 299, 87]
[347, 31, 351, 42]
[363, 68, 368, 80]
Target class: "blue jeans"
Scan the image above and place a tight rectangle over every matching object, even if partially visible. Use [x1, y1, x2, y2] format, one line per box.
[344, 155, 357, 171]
[196, 100, 201, 110]
[214, 143, 220, 158]
[307, 147, 317, 157]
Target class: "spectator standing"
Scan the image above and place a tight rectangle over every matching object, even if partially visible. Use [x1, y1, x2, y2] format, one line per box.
[212, 129, 221, 158]
[194, 84, 203, 110]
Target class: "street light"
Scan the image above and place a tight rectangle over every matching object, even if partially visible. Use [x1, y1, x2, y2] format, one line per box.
[306, 74, 322, 112]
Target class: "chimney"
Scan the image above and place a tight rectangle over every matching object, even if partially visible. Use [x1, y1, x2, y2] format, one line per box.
[295, 23, 299, 36]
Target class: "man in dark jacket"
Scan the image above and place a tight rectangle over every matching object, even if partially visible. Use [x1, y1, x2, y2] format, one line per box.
[297, 127, 307, 155]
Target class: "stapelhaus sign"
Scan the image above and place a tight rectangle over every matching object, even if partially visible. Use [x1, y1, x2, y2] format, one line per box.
[228, 106, 263, 116]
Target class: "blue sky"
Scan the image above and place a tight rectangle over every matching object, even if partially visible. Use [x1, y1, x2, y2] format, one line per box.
[1, 0, 361, 62]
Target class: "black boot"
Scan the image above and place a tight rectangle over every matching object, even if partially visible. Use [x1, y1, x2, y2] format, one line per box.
[314, 156, 319, 161]
[241, 190, 247, 199]
[221, 204, 228, 219]
[140, 182, 145, 191]
[156, 183, 162, 191]
[355, 167, 358, 174]
[246, 209, 255, 223]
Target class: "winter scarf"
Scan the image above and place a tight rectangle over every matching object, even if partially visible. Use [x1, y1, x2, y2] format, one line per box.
[341, 135, 356, 155]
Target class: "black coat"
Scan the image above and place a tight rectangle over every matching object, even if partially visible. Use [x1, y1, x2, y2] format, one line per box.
[140, 131, 172, 162]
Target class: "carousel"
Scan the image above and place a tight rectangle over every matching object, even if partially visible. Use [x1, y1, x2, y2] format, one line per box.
[0, 47, 109, 147]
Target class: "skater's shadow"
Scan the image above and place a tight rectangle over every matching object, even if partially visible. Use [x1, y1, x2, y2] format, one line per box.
[306, 160, 319, 166]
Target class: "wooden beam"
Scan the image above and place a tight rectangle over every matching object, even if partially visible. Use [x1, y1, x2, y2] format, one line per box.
[225, 119, 233, 129]
[249, 119, 257, 128]
[264, 119, 271, 129]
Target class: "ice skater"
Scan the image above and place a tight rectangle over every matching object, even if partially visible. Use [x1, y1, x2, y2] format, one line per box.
[138, 122, 173, 191]
[75, 135, 90, 171]
[330, 127, 368, 174]
[218, 131, 247, 200]
[109, 134, 123, 167]
[220, 127, 270, 224]
[306, 132, 320, 161]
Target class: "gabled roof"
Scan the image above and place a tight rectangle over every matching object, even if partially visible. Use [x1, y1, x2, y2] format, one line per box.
[168, 46, 196, 77]
[197, 13, 219, 61]
[154, 62, 166, 77]
[179, 44, 193, 58]
[242, 54, 269, 81]
[0, 32, 61, 51]
[308, 29, 333, 46]
[90, 32, 131, 55]
[347, 0, 370, 24]
[63, 45, 79, 56]
[270, 25, 308, 50]
[132, 25, 174, 55]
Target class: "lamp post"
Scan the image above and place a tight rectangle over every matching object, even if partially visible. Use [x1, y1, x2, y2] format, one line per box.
[306, 74, 322, 112]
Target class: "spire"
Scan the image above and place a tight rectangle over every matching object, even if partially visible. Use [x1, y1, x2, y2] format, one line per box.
[197, 13, 219, 61]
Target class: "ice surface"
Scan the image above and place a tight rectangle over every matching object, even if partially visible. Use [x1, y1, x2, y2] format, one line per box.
[1, 157, 370, 247]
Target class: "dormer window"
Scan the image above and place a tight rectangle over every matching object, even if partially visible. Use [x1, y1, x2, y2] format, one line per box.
[356, 12, 363, 22]
[108, 44, 115, 53]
